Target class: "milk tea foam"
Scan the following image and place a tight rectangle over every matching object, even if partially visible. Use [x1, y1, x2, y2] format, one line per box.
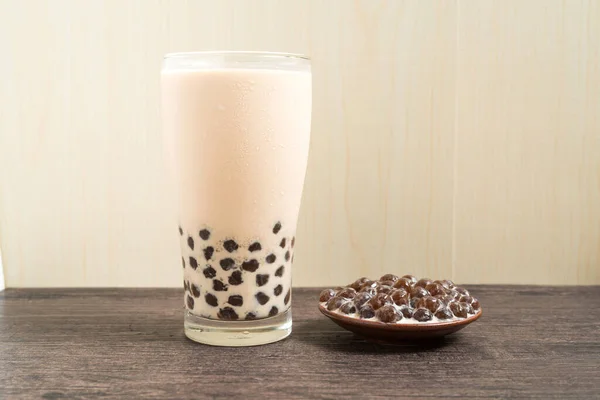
[162, 61, 311, 320]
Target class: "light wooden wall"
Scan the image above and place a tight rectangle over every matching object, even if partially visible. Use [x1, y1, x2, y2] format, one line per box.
[0, 0, 598, 287]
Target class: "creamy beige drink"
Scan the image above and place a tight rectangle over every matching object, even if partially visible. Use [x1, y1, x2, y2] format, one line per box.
[161, 52, 311, 345]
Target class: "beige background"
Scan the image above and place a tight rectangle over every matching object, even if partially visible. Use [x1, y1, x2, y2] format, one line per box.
[0, 0, 598, 288]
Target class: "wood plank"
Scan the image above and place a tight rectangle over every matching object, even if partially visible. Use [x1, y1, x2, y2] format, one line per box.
[1, 287, 599, 398]
[455, 0, 600, 284]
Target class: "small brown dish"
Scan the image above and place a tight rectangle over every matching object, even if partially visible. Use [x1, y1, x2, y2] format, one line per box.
[319, 304, 482, 341]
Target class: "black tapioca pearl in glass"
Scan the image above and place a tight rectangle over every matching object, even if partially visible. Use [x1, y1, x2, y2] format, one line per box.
[353, 292, 373, 308]
[256, 292, 270, 305]
[179, 226, 183, 235]
[245, 312, 257, 320]
[205, 293, 218, 307]
[380, 274, 399, 283]
[223, 239, 239, 253]
[284, 251, 290, 261]
[218, 307, 239, 320]
[187, 236, 194, 250]
[435, 306, 454, 320]
[182, 257, 185, 269]
[220, 258, 235, 271]
[410, 286, 429, 299]
[413, 308, 433, 322]
[228, 295, 243, 307]
[186, 295, 194, 310]
[248, 242, 262, 252]
[393, 277, 413, 291]
[426, 283, 446, 297]
[213, 280, 228, 291]
[275, 266, 284, 277]
[368, 293, 392, 310]
[280, 238, 286, 248]
[391, 289, 409, 306]
[274, 285, 283, 296]
[450, 302, 468, 318]
[241, 259, 259, 272]
[199, 229, 210, 240]
[340, 301, 357, 314]
[455, 287, 470, 297]
[337, 288, 356, 299]
[256, 274, 269, 287]
[359, 304, 376, 319]
[269, 306, 279, 317]
[319, 289, 335, 302]
[415, 278, 432, 288]
[402, 274, 418, 285]
[273, 222, 282, 234]
[190, 284, 200, 298]
[265, 254, 276, 264]
[284, 289, 291, 305]
[349, 277, 369, 291]
[189, 257, 198, 270]
[418, 296, 442, 313]
[377, 305, 401, 323]
[203, 266, 216, 279]
[398, 305, 413, 319]
[203, 246, 214, 261]
[326, 296, 345, 311]
[228, 271, 243, 286]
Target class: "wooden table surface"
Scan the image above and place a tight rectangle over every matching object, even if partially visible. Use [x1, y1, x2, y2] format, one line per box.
[1, 286, 599, 399]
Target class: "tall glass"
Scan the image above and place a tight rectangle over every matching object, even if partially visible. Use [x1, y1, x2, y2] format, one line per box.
[161, 52, 311, 346]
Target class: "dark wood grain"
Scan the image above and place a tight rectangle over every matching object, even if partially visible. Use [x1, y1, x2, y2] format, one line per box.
[1, 286, 599, 399]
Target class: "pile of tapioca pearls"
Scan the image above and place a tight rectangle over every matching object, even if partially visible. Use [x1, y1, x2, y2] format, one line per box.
[320, 275, 481, 323]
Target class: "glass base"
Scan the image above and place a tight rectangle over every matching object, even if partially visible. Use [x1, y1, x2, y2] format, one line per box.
[184, 308, 292, 347]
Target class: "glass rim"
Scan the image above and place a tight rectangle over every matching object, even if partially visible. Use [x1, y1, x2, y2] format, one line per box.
[164, 51, 310, 61]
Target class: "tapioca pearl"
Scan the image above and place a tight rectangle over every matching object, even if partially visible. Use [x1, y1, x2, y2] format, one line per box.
[434, 306, 453, 320]
[228, 295, 243, 307]
[413, 308, 433, 322]
[245, 312, 257, 320]
[269, 306, 278, 317]
[279, 238, 286, 248]
[203, 266, 216, 279]
[220, 258, 235, 271]
[223, 239, 239, 253]
[248, 242, 262, 252]
[291, 237, 295, 248]
[179, 226, 183, 236]
[266, 254, 276, 264]
[186, 295, 195, 310]
[273, 222, 282, 234]
[284, 251, 290, 262]
[187, 236, 194, 250]
[274, 284, 283, 296]
[284, 289, 291, 305]
[213, 280, 228, 291]
[181, 257, 185, 269]
[256, 274, 269, 287]
[228, 271, 243, 286]
[189, 257, 198, 270]
[190, 283, 200, 298]
[205, 293, 218, 307]
[256, 292, 270, 305]
[218, 307, 239, 321]
[275, 266, 284, 277]
[203, 246, 214, 261]
[241, 259, 259, 272]
[199, 229, 210, 240]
